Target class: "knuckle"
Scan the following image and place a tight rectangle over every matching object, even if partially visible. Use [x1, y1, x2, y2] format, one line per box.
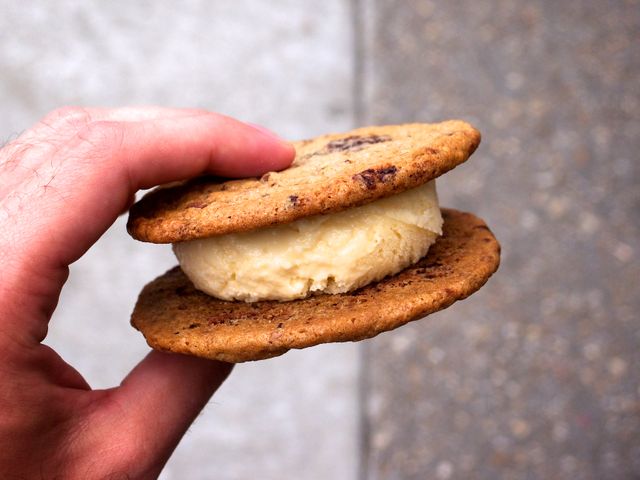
[76, 120, 125, 152]
[44, 106, 92, 126]
[37, 106, 94, 137]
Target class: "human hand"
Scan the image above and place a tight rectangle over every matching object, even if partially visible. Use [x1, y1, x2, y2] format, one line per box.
[0, 107, 294, 478]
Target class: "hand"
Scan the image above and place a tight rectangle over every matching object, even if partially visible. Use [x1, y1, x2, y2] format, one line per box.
[0, 107, 294, 478]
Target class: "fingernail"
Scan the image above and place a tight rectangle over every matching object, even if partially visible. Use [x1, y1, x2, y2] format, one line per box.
[246, 122, 288, 143]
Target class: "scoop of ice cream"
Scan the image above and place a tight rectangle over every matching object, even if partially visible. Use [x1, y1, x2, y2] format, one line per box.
[173, 180, 443, 302]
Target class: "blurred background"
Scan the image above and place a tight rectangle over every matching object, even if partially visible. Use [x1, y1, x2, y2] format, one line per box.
[1, 1, 638, 479]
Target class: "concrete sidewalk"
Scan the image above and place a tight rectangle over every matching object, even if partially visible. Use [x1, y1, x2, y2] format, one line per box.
[1, 1, 638, 479]
[359, 1, 640, 479]
[2, 2, 359, 479]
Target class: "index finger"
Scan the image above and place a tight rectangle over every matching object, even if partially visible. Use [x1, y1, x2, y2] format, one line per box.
[1, 107, 294, 341]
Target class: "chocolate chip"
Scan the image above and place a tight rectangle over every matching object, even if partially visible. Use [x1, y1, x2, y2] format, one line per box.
[377, 166, 398, 176]
[288, 195, 299, 206]
[321, 134, 392, 154]
[352, 165, 398, 190]
[355, 170, 377, 189]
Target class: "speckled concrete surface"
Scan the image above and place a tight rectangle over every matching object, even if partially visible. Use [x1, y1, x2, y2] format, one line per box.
[359, 1, 640, 479]
[0, 2, 358, 479]
[3, 1, 639, 478]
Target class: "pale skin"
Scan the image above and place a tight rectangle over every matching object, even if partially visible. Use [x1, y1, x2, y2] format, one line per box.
[0, 107, 295, 478]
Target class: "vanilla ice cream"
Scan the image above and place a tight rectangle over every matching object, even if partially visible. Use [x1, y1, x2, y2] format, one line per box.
[173, 180, 443, 302]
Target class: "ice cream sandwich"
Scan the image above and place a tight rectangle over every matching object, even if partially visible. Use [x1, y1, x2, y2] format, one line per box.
[127, 121, 500, 362]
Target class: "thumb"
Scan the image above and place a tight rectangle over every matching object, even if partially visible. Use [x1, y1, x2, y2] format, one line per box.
[111, 351, 233, 473]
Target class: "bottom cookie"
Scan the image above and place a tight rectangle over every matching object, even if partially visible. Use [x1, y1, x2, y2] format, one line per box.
[131, 209, 500, 362]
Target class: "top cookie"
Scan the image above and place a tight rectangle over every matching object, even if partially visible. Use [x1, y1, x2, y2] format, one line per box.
[127, 120, 480, 243]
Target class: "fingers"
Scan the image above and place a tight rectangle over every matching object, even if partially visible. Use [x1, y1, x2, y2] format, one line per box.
[112, 351, 232, 472]
[50, 111, 293, 257]
[111, 111, 295, 185]
[1, 107, 295, 338]
[4, 109, 294, 257]
[11, 106, 294, 184]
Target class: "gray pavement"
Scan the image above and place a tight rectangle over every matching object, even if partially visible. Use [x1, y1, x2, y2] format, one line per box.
[1, 2, 358, 479]
[359, 1, 640, 479]
[1, 1, 638, 479]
